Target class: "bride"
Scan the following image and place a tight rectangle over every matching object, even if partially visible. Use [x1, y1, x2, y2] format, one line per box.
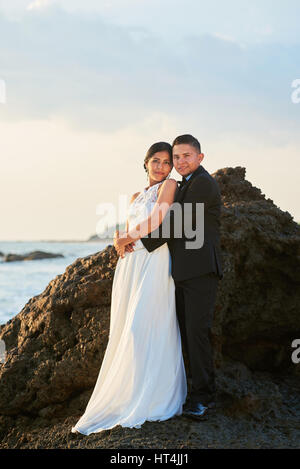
[71, 142, 187, 435]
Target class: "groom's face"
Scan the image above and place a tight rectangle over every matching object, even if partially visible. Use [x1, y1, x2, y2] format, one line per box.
[172, 143, 204, 177]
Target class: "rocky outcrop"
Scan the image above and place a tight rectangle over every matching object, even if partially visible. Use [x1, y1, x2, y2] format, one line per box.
[214, 167, 300, 371]
[0, 167, 299, 448]
[2, 251, 64, 262]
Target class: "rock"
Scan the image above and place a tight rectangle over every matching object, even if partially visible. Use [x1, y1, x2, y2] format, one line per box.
[211, 167, 300, 371]
[3, 251, 64, 262]
[0, 166, 299, 432]
[216, 360, 283, 419]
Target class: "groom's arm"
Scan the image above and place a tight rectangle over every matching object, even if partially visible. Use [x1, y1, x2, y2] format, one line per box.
[140, 175, 215, 252]
[140, 210, 173, 252]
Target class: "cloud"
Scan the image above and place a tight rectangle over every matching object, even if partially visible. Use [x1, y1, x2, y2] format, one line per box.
[0, 7, 299, 145]
[0, 4, 299, 234]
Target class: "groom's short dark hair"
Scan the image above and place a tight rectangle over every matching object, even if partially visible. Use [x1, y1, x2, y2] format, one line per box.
[172, 134, 201, 153]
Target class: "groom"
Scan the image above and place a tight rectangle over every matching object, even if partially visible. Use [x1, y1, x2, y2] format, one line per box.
[140, 134, 223, 420]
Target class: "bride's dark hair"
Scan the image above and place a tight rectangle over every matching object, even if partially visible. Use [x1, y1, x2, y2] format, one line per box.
[143, 142, 173, 173]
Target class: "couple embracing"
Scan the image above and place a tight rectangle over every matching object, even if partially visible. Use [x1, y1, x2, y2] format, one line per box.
[72, 134, 223, 435]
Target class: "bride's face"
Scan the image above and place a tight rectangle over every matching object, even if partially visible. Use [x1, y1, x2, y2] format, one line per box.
[146, 151, 172, 182]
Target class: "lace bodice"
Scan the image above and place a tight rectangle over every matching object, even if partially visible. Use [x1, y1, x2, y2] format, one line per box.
[126, 181, 164, 250]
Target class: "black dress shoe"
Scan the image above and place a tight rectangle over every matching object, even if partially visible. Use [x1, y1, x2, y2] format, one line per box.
[182, 402, 209, 420]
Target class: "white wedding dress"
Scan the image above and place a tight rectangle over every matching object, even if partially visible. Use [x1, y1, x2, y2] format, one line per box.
[71, 181, 187, 435]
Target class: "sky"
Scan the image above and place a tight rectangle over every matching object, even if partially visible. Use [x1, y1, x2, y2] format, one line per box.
[0, 0, 299, 240]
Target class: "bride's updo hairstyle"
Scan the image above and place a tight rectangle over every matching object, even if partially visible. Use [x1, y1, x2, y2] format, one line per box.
[143, 142, 173, 174]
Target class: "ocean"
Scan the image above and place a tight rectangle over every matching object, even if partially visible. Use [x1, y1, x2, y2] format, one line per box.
[0, 240, 110, 326]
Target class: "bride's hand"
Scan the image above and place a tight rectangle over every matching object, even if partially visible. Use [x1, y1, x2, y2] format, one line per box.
[116, 244, 126, 258]
[114, 238, 125, 258]
[113, 230, 126, 258]
[114, 230, 135, 257]
[125, 242, 135, 253]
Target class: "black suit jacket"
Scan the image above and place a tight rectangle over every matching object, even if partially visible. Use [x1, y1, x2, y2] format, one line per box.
[140, 165, 223, 282]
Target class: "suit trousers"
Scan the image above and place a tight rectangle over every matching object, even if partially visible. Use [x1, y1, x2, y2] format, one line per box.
[175, 272, 219, 405]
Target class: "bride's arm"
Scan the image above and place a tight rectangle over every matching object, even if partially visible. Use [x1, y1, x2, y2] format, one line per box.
[116, 179, 177, 248]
